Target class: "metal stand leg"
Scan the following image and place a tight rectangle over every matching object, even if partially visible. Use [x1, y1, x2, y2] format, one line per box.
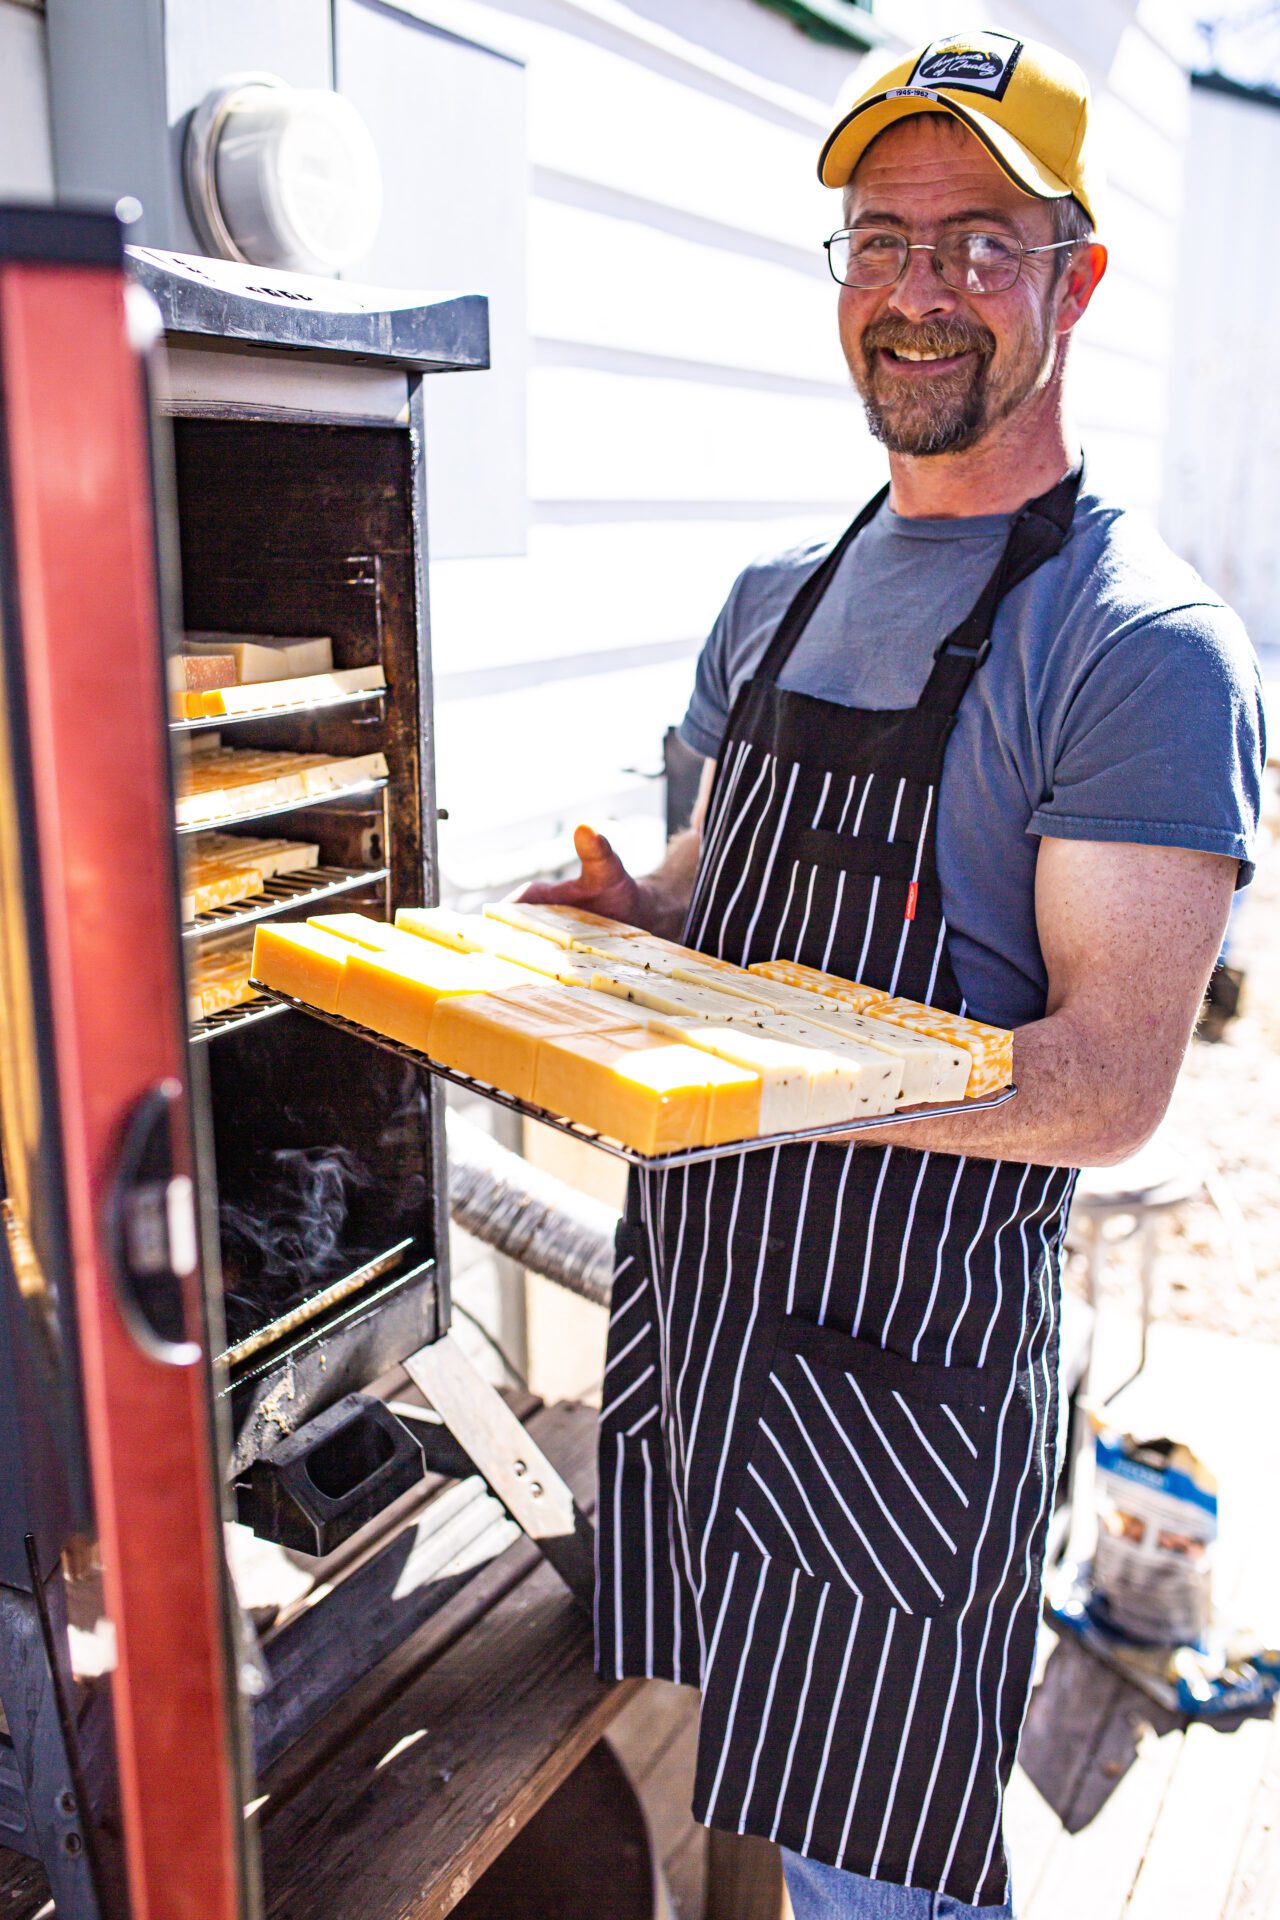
[404, 1333, 596, 1611]
[0, 1569, 101, 1918]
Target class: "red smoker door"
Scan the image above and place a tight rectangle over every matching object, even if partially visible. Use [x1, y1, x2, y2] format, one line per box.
[0, 206, 256, 1920]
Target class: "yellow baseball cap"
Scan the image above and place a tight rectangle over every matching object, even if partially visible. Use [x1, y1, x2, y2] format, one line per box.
[818, 30, 1101, 227]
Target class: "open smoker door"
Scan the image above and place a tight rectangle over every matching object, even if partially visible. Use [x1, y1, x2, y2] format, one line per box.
[0, 207, 257, 1918]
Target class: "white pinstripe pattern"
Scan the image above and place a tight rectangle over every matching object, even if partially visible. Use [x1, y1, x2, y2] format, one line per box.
[770, 1383, 914, 1612]
[769, 1580, 831, 1840]
[642, 1437, 655, 1675]
[690, 746, 768, 947]
[912, 1156, 967, 1362]
[695, 739, 751, 898]
[973, 1171, 1065, 1888]
[702, 1550, 741, 1699]
[760, 1423, 862, 1596]
[797, 1357, 946, 1604]
[612, 1434, 626, 1674]
[888, 782, 936, 998]
[835, 1610, 898, 1869]
[792, 861, 820, 967]
[851, 1148, 895, 1334]
[938, 1235, 1053, 1891]
[870, 1618, 933, 1879]
[693, 748, 775, 950]
[902, 1229, 1039, 1887]
[697, 1148, 783, 1600]
[817, 1144, 858, 1324]
[817, 869, 848, 974]
[603, 1320, 652, 1377]
[975, 1165, 1031, 1370]
[924, 916, 948, 1005]
[600, 1363, 656, 1426]
[945, 1163, 1001, 1366]
[609, 1275, 646, 1328]
[785, 1143, 820, 1316]
[843, 1371, 958, 1553]
[739, 762, 801, 965]
[882, 1150, 932, 1344]
[666, 1492, 684, 1682]
[626, 1404, 659, 1437]
[745, 1463, 816, 1577]
[891, 1392, 970, 1506]
[852, 876, 882, 982]
[703, 1556, 771, 1823]
[942, 1405, 979, 1459]
[605, 547, 1076, 1891]
[802, 1591, 863, 1854]
[739, 1564, 802, 1829]
[683, 1156, 747, 1492]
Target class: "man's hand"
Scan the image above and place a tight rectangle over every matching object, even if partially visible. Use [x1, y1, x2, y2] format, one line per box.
[517, 823, 642, 923]
[515, 757, 717, 941]
[826, 838, 1237, 1168]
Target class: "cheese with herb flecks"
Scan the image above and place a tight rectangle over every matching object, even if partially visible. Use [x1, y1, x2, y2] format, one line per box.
[872, 998, 1013, 1098]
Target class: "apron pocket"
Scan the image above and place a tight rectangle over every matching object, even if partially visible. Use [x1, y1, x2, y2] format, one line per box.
[733, 1316, 994, 1615]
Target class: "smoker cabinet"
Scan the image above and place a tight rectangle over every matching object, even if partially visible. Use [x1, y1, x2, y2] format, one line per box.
[0, 206, 593, 1920]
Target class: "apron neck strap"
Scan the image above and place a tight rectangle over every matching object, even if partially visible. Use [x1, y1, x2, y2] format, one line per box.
[754, 483, 891, 686]
[916, 462, 1084, 717]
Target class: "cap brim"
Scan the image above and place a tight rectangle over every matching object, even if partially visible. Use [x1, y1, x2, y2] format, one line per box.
[818, 91, 1073, 205]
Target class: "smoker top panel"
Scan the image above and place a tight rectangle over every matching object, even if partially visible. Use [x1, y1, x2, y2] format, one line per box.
[127, 247, 490, 374]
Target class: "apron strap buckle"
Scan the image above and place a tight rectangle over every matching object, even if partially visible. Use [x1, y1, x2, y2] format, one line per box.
[935, 633, 992, 666]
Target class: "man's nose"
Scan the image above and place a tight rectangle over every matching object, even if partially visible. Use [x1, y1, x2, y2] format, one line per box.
[887, 247, 957, 324]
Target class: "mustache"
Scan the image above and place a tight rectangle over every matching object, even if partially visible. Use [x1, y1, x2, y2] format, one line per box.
[862, 318, 995, 363]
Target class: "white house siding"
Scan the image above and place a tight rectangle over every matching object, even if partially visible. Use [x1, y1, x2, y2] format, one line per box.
[423, 0, 1203, 901]
[1162, 79, 1280, 669]
[0, 1, 54, 200]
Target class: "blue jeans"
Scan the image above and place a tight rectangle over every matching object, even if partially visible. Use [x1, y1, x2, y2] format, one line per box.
[781, 1850, 1014, 1919]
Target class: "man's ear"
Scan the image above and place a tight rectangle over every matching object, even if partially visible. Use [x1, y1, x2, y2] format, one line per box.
[1055, 241, 1108, 336]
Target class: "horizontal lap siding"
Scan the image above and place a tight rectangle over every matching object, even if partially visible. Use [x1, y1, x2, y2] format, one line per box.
[1162, 84, 1280, 658]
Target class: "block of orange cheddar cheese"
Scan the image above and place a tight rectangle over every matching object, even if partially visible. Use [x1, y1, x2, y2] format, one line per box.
[335, 944, 540, 1053]
[532, 1025, 760, 1155]
[251, 924, 353, 1013]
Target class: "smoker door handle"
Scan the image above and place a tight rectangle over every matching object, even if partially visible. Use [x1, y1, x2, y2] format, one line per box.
[103, 1080, 202, 1363]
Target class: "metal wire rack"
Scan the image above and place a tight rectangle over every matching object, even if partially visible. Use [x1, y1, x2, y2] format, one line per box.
[183, 863, 389, 941]
[250, 986, 1017, 1170]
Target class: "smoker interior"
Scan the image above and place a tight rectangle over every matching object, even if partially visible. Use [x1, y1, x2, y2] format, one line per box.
[172, 416, 444, 1468]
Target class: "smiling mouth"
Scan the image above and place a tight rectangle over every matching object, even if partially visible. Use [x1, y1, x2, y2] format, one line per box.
[878, 345, 973, 370]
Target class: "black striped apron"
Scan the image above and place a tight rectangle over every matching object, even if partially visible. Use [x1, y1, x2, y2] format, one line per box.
[595, 469, 1083, 1907]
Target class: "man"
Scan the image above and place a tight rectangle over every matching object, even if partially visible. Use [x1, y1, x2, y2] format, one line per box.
[522, 31, 1263, 1919]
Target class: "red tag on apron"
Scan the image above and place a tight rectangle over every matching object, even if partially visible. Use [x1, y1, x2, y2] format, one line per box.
[905, 880, 919, 922]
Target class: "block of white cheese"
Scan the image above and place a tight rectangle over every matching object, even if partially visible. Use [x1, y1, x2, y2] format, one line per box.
[751, 1007, 968, 1104]
[657, 1018, 898, 1128]
[590, 970, 773, 1024]
[185, 634, 334, 683]
[484, 901, 645, 950]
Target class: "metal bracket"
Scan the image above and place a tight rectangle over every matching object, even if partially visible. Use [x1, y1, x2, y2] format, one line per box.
[403, 1334, 596, 1612]
[0, 1567, 102, 1918]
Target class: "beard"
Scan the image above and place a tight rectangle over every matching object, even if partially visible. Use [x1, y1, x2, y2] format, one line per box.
[850, 311, 1053, 457]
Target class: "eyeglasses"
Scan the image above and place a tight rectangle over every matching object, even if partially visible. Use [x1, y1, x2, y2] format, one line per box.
[825, 227, 1081, 295]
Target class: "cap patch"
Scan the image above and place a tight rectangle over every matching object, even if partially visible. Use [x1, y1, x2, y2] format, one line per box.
[909, 32, 1023, 101]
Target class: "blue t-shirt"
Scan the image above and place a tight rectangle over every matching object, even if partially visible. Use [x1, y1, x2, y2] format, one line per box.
[680, 482, 1265, 1029]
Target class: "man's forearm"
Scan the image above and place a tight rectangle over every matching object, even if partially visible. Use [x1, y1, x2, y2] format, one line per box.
[830, 1003, 1183, 1170]
[630, 827, 702, 940]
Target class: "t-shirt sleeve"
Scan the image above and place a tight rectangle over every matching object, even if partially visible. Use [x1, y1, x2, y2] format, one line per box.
[1028, 602, 1266, 886]
[679, 576, 742, 760]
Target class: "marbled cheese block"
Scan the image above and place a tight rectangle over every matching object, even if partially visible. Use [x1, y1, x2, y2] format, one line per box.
[871, 998, 1014, 1098]
[748, 959, 891, 1013]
